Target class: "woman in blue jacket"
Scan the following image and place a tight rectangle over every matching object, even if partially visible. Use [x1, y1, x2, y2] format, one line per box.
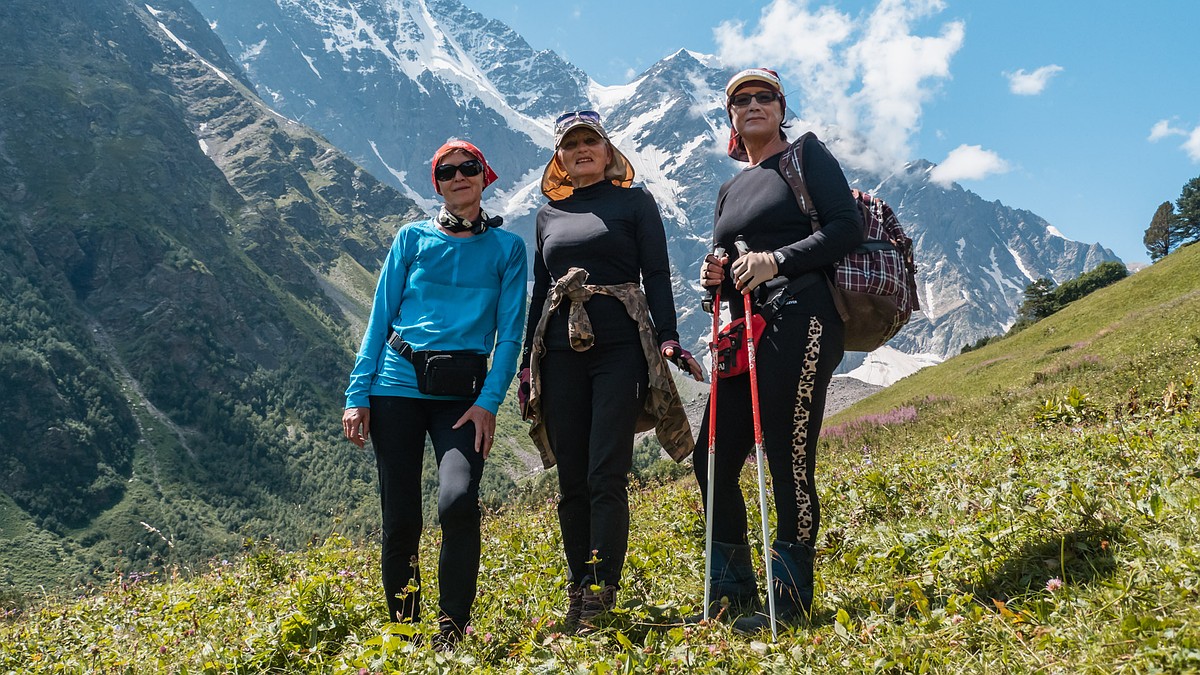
[342, 140, 527, 650]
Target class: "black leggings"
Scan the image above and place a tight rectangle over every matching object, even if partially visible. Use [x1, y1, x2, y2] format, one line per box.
[693, 308, 844, 547]
[541, 343, 648, 588]
[368, 395, 484, 627]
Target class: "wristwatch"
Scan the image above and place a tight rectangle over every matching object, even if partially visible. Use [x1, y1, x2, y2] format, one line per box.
[773, 250, 786, 268]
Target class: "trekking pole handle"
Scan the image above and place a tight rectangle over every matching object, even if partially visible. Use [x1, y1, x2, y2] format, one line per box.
[734, 237, 750, 256]
[701, 246, 727, 314]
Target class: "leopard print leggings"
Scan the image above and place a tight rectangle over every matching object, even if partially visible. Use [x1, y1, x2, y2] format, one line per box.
[693, 307, 844, 548]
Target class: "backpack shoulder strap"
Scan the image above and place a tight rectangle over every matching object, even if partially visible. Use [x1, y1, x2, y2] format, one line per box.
[777, 131, 851, 322]
[778, 131, 822, 230]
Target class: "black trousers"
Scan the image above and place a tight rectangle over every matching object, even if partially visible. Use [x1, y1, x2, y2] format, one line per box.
[541, 343, 648, 588]
[368, 395, 484, 627]
[693, 307, 844, 547]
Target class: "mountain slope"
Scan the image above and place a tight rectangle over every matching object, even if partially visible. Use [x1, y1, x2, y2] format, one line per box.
[0, 0, 443, 590]
[861, 160, 1120, 356]
[190, 0, 591, 207]
[195, 0, 1120, 365]
[832, 239, 1200, 428]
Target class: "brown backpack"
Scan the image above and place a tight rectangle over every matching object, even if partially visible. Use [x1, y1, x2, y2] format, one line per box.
[779, 132, 920, 352]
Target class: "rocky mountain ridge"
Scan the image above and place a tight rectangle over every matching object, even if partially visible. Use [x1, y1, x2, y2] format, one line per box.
[194, 0, 1121, 363]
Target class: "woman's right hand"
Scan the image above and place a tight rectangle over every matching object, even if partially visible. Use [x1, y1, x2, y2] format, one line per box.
[343, 407, 370, 448]
[517, 367, 531, 420]
[700, 252, 728, 288]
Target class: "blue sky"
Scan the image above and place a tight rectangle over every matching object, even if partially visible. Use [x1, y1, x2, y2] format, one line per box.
[460, 0, 1200, 264]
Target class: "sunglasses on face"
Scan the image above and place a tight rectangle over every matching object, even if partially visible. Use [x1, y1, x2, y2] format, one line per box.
[729, 91, 781, 108]
[554, 110, 601, 134]
[434, 158, 484, 182]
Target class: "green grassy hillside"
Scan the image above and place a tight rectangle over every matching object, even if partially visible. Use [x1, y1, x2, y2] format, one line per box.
[2, 245, 1198, 673]
[831, 242, 1200, 434]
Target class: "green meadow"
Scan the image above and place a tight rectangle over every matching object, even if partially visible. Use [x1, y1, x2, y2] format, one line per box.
[3, 245, 1199, 674]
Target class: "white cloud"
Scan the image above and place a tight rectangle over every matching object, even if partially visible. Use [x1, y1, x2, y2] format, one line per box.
[1004, 65, 1063, 95]
[1148, 119, 1179, 142]
[715, 0, 964, 172]
[1186, 127, 1200, 162]
[929, 144, 1009, 186]
[1148, 118, 1200, 161]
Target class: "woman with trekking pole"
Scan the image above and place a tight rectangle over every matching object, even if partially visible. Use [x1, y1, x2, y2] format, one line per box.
[693, 68, 863, 634]
[342, 140, 527, 650]
[519, 110, 703, 632]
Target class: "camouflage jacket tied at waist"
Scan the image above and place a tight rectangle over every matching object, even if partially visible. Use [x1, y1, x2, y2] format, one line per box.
[527, 267, 694, 469]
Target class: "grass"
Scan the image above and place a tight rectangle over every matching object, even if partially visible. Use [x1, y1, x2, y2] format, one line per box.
[2, 248, 1199, 673]
[2, 399, 1198, 673]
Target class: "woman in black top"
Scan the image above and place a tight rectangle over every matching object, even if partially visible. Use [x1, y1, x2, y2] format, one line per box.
[520, 111, 702, 631]
[694, 68, 863, 633]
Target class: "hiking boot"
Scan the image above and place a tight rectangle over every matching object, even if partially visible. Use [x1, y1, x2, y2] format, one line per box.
[431, 615, 465, 652]
[732, 541, 815, 635]
[685, 541, 761, 624]
[563, 584, 585, 630]
[577, 584, 616, 632]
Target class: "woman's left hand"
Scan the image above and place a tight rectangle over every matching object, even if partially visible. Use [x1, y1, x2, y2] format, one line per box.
[661, 340, 704, 381]
[453, 405, 497, 458]
[731, 250, 779, 293]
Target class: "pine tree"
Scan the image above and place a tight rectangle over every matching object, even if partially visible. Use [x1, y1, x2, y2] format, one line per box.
[1176, 177, 1200, 245]
[1018, 277, 1058, 323]
[1144, 201, 1180, 261]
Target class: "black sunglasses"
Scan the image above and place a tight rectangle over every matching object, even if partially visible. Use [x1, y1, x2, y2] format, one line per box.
[729, 91, 781, 107]
[434, 159, 484, 182]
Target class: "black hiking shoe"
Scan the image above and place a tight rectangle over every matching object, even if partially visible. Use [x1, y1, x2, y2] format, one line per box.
[431, 615, 465, 652]
[577, 584, 616, 633]
[563, 584, 585, 630]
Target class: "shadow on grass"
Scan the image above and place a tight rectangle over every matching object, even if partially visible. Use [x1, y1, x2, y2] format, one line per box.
[578, 526, 1125, 640]
[964, 525, 1122, 602]
[825, 525, 1123, 626]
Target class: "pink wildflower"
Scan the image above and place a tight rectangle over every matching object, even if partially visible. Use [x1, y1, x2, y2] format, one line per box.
[1046, 577, 1063, 592]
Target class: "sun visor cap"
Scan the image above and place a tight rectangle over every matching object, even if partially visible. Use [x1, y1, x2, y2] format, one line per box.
[541, 111, 635, 200]
[724, 67, 783, 98]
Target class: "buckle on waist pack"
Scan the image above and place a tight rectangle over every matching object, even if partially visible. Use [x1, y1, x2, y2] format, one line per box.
[761, 271, 824, 321]
[386, 330, 415, 361]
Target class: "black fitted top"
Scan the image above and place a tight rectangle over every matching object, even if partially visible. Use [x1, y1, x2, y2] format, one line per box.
[523, 181, 679, 365]
[713, 136, 863, 320]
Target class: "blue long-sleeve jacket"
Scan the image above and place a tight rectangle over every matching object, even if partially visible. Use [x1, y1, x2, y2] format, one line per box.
[345, 220, 528, 414]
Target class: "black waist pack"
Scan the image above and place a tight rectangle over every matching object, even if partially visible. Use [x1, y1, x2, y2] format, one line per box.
[388, 332, 488, 397]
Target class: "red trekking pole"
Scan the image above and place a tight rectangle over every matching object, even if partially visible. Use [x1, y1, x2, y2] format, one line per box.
[735, 237, 777, 640]
[702, 246, 724, 622]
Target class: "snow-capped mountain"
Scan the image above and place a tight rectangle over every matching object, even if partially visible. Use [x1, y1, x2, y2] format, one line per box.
[194, 0, 1121, 371]
[190, 0, 589, 212]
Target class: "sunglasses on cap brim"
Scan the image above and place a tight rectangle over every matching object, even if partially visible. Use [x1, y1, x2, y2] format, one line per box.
[433, 159, 485, 182]
[554, 110, 602, 135]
